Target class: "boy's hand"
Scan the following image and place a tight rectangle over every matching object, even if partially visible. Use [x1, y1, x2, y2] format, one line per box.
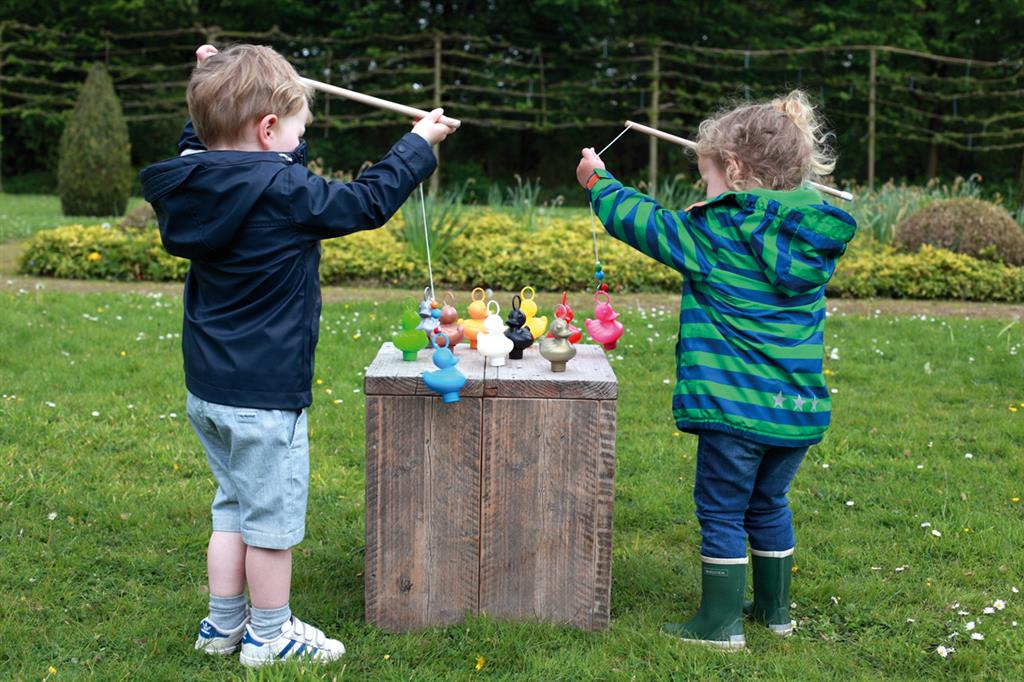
[576, 147, 606, 188]
[412, 108, 457, 146]
[196, 44, 218, 64]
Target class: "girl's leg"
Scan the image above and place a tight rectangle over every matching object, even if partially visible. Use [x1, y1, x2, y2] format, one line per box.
[744, 445, 808, 553]
[693, 432, 764, 560]
[743, 444, 808, 635]
[663, 431, 763, 649]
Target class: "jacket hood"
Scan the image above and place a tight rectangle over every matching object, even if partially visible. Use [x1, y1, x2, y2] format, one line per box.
[717, 186, 857, 294]
[140, 148, 301, 259]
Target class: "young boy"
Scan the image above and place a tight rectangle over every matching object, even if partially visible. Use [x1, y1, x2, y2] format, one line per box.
[576, 91, 856, 650]
[140, 44, 455, 667]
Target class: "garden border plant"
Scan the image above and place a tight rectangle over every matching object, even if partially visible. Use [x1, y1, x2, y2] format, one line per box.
[17, 214, 1024, 302]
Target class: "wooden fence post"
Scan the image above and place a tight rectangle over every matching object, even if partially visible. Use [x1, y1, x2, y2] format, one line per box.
[648, 40, 660, 198]
[868, 47, 877, 191]
[429, 33, 442, 196]
[324, 49, 331, 139]
[538, 46, 547, 129]
[0, 23, 4, 194]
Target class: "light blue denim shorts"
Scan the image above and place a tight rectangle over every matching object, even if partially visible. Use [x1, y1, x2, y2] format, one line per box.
[186, 391, 309, 550]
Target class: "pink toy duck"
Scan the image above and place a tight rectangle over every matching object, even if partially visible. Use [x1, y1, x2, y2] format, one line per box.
[585, 291, 624, 350]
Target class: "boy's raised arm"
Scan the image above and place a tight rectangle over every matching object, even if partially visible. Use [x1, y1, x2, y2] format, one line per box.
[289, 132, 437, 238]
[578, 149, 715, 279]
[177, 46, 219, 156]
[290, 108, 454, 239]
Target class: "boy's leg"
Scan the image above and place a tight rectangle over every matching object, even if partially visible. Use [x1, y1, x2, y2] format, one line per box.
[209, 531, 246, 596]
[188, 393, 250, 654]
[662, 431, 762, 649]
[207, 531, 248, 629]
[743, 444, 808, 635]
[246, 546, 293, 639]
[231, 408, 345, 666]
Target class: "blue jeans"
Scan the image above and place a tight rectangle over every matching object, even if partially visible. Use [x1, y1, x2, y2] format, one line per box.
[693, 431, 808, 560]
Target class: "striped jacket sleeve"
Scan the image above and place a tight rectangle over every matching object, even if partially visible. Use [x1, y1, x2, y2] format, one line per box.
[587, 169, 714, 279]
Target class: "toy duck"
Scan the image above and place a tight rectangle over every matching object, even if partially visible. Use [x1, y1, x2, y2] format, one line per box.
[421, 333, 466, 403]
[540, 317, 577, 372]
[504, 294, 534, 360]
[394, 305, 427, 361]
[462, 287, 488, 349]
[547, 291, 583, 344]
[430, 291, 464, 347]
[519, 286, 548, 340]
[416, 287, 440, 334]
[476, 300, 513, 367]
[585, 291, 624, 350]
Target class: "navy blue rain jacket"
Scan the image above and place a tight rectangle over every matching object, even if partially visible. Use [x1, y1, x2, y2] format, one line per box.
[140, 123, 436, 409]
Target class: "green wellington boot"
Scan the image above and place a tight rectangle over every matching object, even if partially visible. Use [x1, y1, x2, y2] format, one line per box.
[742, 550, 796, 636]
[662, 559, 746, 650]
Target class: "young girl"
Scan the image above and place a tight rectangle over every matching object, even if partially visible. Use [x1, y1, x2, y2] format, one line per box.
[576, 91, 856, 649]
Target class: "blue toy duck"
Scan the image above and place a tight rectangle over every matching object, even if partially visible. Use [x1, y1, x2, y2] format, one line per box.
[421, 333, 467, 403]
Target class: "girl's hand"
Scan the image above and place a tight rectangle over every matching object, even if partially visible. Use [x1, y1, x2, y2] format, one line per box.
[196, 44, 218, 64]
[576, 147, 606, 188]
[411, 108, 457, 146]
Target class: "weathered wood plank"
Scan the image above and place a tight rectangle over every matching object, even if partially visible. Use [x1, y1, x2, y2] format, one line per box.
[365, 342, 486, 397]
[592, 399, 617, 630]
[364, 340, 617, 632]
[364, 395, 481, 632]
[483, 344, 617, 400]
[480, 397, 613, 630]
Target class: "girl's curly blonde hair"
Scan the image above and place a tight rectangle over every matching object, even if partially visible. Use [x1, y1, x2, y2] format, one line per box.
[695, 90, 836, 192]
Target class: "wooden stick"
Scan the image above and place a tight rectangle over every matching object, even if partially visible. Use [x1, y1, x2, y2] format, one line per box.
[300, 76, 461, 130]
[624, 120, 853, 202]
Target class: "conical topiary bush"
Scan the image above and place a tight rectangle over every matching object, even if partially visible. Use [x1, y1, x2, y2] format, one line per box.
[57, 63, 132, 216]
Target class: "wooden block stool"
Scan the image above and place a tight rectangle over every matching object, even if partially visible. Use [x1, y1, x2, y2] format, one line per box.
[364, 342, 617, 632]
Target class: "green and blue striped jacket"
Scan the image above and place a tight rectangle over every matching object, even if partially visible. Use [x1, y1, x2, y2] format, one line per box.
[587, 169, 857, 447]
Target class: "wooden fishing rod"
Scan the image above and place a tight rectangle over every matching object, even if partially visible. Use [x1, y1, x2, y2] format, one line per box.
[300, 77, 462, 130]
[624, 120, 854, 202]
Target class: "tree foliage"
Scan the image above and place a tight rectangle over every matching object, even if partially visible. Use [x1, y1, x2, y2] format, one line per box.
[4, 0, 1024, 191]
[56, 63, 132, 216]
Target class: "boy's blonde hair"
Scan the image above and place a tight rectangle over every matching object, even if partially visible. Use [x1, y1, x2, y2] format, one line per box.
[187, 44, 312, 147]
[696, 90, 836, 192]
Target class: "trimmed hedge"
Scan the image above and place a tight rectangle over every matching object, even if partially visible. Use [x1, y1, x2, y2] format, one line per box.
[17, 215, 1024, 302]
[17, 224, 187, 281]
[828, 244, 1024, 302]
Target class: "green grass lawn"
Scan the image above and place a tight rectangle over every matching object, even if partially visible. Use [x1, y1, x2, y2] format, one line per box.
[2, 289, 1023, 680]
[0, 194, 145, 243]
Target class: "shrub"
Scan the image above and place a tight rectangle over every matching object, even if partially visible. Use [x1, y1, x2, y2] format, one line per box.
[847, 175, 984, 243]
[18, 224, 187, 281]
[57, 63, 132, 217]
[17, 212, 1024, 303]
[894, 198, 1024, 266]
[120, 202, 156, 229]
[828, 244, 1024, 302]
[396, 182, 472, 265]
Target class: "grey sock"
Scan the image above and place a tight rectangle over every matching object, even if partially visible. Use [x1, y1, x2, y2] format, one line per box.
[207, 592, 248, 630]
[250, 603, 292, 641]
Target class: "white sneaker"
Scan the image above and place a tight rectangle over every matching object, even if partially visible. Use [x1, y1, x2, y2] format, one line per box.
[194, 615, 249, 655]
[239, 616, 345, 667]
